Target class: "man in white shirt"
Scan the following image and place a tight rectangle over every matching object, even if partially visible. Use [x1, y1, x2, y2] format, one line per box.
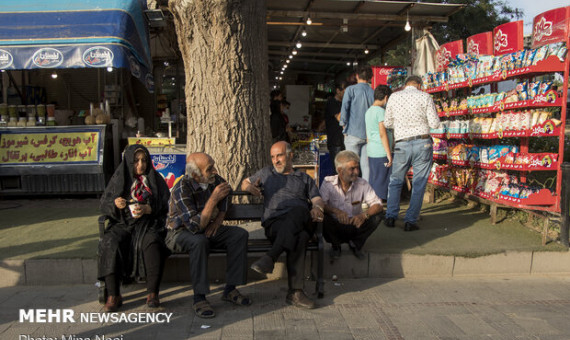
[383, 75, 440, 231]
[319, 150, 383, 260]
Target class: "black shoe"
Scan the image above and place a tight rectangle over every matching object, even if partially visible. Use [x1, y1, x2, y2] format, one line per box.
[286, 290, 315, 309]
[404, 222, 420, 232]
[384, 217, 395, 228]
[250, 255, 274, 274]
[348, 241, 365, 260]
[329, 245, 341, 260]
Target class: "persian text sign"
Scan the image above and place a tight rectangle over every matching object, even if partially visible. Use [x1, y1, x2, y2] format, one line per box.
[0, 131, 101, 165]
[531, 6, 570, 48]
[493, 21, 524, 55]
[436, 40, 463, 72]
[128, 137, 175, 146]
[467, 32, 493, 55]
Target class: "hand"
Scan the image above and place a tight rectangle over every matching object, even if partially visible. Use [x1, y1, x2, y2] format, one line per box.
[350, 213, 367, 228]
[247, 178, 262, 196]
[335, 210, 350, 225]
[211, 182, 231, 203]
[310, 206, 324, 222]
[114, 197, 126, 209]
[205, 223, 221, 238]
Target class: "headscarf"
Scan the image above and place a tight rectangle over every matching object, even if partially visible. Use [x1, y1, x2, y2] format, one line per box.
[100, 144, 170, 223]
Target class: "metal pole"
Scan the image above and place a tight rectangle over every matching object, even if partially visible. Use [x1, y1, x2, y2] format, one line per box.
[560, 162, 570, 247]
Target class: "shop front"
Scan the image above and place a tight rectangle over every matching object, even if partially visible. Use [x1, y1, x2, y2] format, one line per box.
[0, 0, 154, 194]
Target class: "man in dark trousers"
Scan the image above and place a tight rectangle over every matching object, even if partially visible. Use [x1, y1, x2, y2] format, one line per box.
[165, 152, 251, 319]
[241, 141, 325, 309]
[325, 82, 347, 171]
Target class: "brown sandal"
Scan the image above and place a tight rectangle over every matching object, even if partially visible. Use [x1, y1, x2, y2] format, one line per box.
[193, 300, 215, 318]
[221, 289, 252, 306]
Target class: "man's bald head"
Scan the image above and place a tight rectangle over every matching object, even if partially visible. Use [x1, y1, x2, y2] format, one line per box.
[186, 152, 217, 183]
[270, 141, 293, 174]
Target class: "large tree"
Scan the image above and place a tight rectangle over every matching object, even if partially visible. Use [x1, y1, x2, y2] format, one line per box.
[169, 0, 270, 188]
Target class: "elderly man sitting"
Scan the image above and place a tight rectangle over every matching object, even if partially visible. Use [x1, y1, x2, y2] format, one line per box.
[165, 152, 250, 319]
[320, 150, 383, 260]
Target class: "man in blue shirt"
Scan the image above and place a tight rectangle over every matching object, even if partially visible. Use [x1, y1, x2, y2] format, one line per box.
[340, 66, 374, 182]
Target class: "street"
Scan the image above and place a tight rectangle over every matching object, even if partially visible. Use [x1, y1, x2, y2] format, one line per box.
[1, 276, 570, 340]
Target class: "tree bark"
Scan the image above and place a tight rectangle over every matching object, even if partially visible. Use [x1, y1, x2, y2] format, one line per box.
[169, 0, 270, 188]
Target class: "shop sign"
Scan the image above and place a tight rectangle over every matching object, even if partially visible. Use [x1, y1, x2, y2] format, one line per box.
[129, 55, 141, 78]
[0, 131, 101, 165]
[493, 21, 524, 55]
[467, 32, 493, 55]
[127, 137, 175, 146]
[32, 48, 64, 68]
[151, 153, 186, 189]
[0, 49, 13, 69]
[82, 46, 114, 67]
[531, 6, 570, 48]
[436, 40, 463, 72]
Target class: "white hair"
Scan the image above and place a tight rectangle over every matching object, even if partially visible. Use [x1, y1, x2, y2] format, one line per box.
[334, 150, 360, 170]
[185, 159, 201, 177]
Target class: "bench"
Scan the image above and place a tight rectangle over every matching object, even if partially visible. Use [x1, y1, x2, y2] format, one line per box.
[98, 191, 325, 302]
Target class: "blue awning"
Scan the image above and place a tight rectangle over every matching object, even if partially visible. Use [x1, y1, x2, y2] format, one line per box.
[0, 0, 154, 92]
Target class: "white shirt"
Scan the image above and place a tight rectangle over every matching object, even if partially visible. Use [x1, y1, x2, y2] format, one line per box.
[319, 175, 382, 218]
[384, 86, 440, 141]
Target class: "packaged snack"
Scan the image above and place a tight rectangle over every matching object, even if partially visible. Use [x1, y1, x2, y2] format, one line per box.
[495, 92, 505, 102]
[480, 148, 489, 164]
[509, 185, 520, 198]
[532, 46, 549, 65]
[504, 152, 515, 164]
[520, 111, 531, 130]
[547, 42, 563, 59]
[537, 111, 550, 126]
[555, 46, 567, 61]
[539, 81, 552, 95]
[529, 82, 541, 99]
[530, 110, 540, 127]
[524, 48, 537, 67]
[514, 50, 526, 69]
[516, 81, 528, 101]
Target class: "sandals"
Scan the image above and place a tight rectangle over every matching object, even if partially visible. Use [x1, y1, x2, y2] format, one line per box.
[221, 289, 252, 306]
[193, 300, 216, 319]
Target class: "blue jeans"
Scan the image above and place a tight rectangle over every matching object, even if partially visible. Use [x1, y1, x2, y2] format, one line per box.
[386, 138, 433, 224]
[344, 134, 369, 182]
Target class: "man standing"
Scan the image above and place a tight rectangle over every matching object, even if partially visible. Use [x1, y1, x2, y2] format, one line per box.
[340, 66, 374, 181]
[165, 153, 251, 319]
[383, 75, 440, 231]
[320, 151, 383, 261]
[325, 82, 347, 170]
[241, 141, 324, 309]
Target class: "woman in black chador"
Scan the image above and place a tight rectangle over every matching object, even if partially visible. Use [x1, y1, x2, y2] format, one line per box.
[98, 144, 170, 312]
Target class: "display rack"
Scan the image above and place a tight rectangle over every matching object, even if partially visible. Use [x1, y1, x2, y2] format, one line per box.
[426, 49, 569, 213]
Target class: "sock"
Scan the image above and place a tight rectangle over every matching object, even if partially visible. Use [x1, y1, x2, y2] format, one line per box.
[193, 294, 206, 304]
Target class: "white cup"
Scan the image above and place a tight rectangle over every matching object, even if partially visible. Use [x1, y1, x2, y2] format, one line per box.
[128, 203, 140, 217]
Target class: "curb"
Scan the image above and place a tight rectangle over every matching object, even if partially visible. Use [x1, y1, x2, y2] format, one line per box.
[2, 250, 570, 287]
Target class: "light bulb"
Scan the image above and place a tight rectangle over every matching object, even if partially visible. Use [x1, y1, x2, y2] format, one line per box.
[405, 20, 411, 31]
[302, 30, 307, 37]
[306, 17, 312, 25]
[346, 62, 350, 66]
[107, 67, 113, 72]
[289, 55, 293, 59]
[286, 59, 290, 64]
[292, 49, 298, 55]
[296, 41, 302, 49]
[364, 49, 369, 54]
[51, 72, 58, 79]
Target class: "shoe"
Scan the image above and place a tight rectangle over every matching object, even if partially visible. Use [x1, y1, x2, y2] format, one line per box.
[348, 240, 365, 260]
[146, 293, 160, 308]
[329, 245, 341, 260]
[104, 295, 122, 313]
[404, 222, 420, 232]
[250, 255, 274, 274]
[384, 217, 395, 228]
[286, 290, 315, 309]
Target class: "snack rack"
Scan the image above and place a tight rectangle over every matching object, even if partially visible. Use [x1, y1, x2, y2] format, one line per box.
[423, 10, 569, 216]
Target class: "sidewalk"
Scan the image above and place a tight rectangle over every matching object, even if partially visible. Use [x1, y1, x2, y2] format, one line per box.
[0, 198, 569, 287]
[2, 276, 570, 339]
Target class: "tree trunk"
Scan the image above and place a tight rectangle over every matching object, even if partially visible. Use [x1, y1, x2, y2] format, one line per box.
[169, 0, 270, 188]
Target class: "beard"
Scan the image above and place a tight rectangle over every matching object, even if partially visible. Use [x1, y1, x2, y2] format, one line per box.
[273, 164, 285, 174]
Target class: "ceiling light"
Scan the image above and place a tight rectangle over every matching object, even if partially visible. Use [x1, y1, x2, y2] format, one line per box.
[284, 64, 288, 69]
[51, 72, 58, 79]
[280, 71, 284, 74]
[107, 67, 113, 72]
[292, 49, 298, 55]
[405, 11, 411, 31]
[346, 62, 350, 66]
[286, 59, 290, 64]
[163, 61, 169, 67]
[301, 29, 307, 37]
[279, 77, 282, 80]
[364, 48, 369, 54]
[306, 17, 312, 25]
[296, 41, 302, 49]
[289, 55, 293, 59]
[275, 76, 279, 80]
[353, 61, 358, 66]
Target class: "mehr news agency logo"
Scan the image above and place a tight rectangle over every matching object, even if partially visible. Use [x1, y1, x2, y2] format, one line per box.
[18, 309, 173, 340]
